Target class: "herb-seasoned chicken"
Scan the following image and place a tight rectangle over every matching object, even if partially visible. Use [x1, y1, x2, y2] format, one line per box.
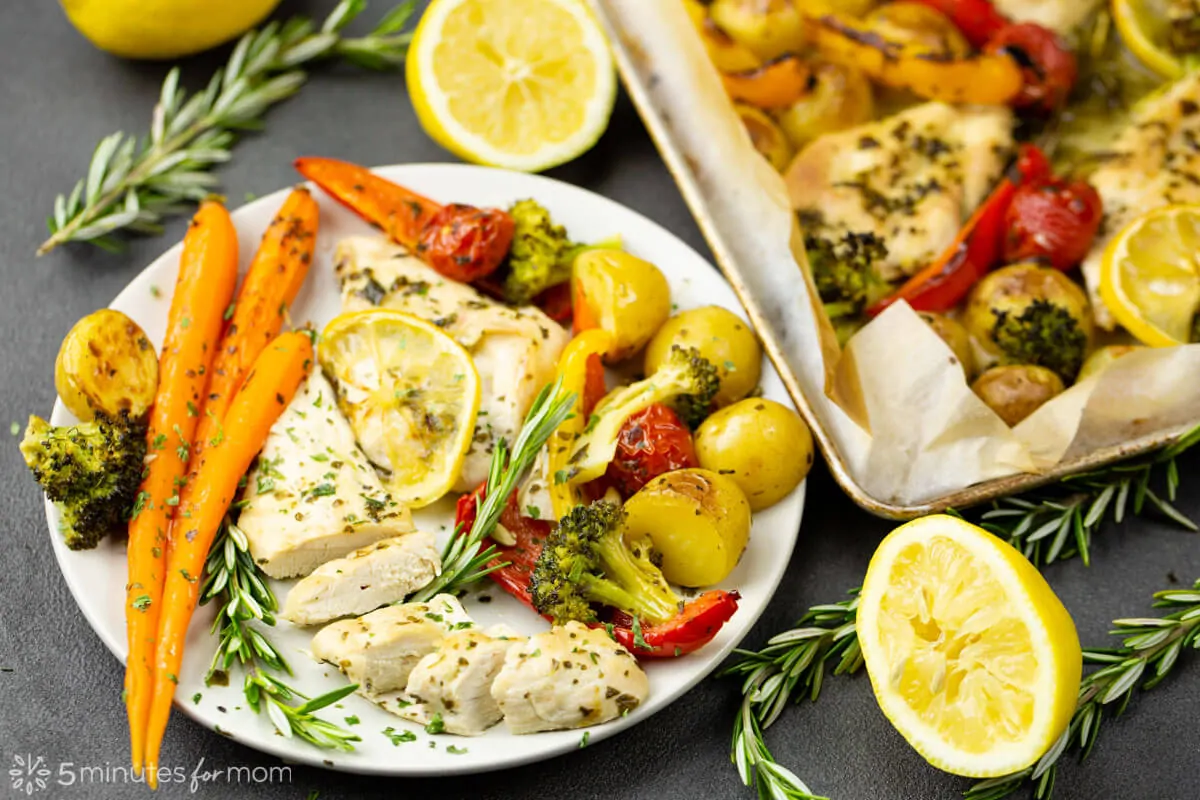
[1081, 74, 1200, 328]
[237, 372, 413, 579]
[490, 621, 649, 734]
[334, 236, 569, 490]
[281, 532, 441, 625]
[992, 0, 1103, 34]
[310, 594, 474, 697]
[399, 627, 523, 735]
[787, 102, 1014, 285]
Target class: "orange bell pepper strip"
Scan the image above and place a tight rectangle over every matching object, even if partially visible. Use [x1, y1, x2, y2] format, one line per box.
[808, 13, 1023, 105]
[721, 56, 814, 110]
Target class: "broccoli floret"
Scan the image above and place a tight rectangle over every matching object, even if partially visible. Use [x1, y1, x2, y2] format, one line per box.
[805, 231, 887, 320]
[530, 501, 680, 625]
[562, 345, 719, 485]
[20, 413, 147, 550]
[992, 299, 1089, 383]
[502, 199, 620, 304]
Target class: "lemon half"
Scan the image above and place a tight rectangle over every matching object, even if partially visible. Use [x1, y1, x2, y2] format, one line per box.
[60, 0, 280, 60]
[857, 515, 1081, 778]
[406, 0, 617, 172]
[1112, 0, 1186, 80]
[1100, 204, 1200, 347]
[319, 309, 480, 508]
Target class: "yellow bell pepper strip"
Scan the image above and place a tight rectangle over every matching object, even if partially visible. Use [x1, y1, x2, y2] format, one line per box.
[807, 12, 1023, 105]
[683, 0, 761, 74]
[548, 329, 614, 521]
[720, 55, 815, 110]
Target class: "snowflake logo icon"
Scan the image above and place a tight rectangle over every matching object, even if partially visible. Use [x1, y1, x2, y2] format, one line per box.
[9, 754, 51, 796]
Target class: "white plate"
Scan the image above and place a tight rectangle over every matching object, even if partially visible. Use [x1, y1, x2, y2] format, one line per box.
[46, 164, 806, 776]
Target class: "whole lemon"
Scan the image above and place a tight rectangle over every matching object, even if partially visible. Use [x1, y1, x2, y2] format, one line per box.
[60, 0, 282, 60]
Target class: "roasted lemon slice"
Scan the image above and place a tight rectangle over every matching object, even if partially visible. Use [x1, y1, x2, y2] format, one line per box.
[857, 515, 1081, 778]
[1112, 0, 1185, 80]
[406, 0, 616, 172]
[1099, 204, 1200, 347]
[318, 310, 480, 508]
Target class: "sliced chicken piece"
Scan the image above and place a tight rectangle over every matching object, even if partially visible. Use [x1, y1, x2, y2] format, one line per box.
[399, 628, 524, 735]
[237, 371, 413, 579]
[992, 0, 1103, 33]
[491, 621, 650, 734]
[787, 102, 1014, 283]
[311, 594, 474, 697]
[334, 236, 569, 490]
[1081, 74, 1200, 328]
[281, 532, 441, 626]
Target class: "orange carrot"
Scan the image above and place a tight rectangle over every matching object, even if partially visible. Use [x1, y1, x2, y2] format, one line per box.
[143, 331, 313, 787]
[124, 201, 238, 778]
[190, 187, 318, 462]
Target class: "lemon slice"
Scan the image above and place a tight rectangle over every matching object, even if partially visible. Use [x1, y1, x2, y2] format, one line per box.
[857, 515, 1081, 778]
[1112, 0, 1185, 79]
[406, 0, 617, 172]
[318, 309, 481, 508]
[1099, 205, 1200, 347]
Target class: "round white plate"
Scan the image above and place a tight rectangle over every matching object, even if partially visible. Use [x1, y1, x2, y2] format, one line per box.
[46, 163, 806, 776]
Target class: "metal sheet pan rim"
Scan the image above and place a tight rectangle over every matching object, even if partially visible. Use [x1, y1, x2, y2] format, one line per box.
[594, 2, 1188, 520]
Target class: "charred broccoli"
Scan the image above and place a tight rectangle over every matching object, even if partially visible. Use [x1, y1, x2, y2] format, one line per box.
[20, 413, 147, 550]
[562, 345, 720, 485]
[991, 299, 1089, 383]
[502, 199, 619, 304]
[804, 230, 887, 318]
[530, 501, 681, 625]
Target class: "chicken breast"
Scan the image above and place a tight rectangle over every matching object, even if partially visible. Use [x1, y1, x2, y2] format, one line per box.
[491, 621, 649, 734]
[1081, 74, 1200, 328]
[400, 628, 523, 735]
[237, 371, 413, 579]
[334, 236, 570, 490]
[281, 532, 441, 625]
[992, 0, 1103, 33]
[311, 594, 474, 697]
[787, 102, 1014, 283]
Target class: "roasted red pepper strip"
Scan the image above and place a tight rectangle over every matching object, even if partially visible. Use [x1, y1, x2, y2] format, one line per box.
[908, 0, 1009, 48]
[533, 281, 573, 325]
[867, 144, 1049, 316]
[456, 484, 739, 657]
[294, 156, 514, 282]
[608, 591, 741, 658]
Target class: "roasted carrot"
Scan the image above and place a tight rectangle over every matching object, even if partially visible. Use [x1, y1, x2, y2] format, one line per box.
[143, 331, 313, 787]
[124, 201, 238, 778]
[189, 187, 318, 463]
[294, 156, 514, 282]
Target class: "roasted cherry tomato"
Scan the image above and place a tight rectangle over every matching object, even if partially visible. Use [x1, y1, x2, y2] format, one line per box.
[1004, 178, 1103, 270]
[985, 22, 1078, 110]
[532, 281, 573, 324]
[604, 404, 699, 498]
[416, 203, 515, 283]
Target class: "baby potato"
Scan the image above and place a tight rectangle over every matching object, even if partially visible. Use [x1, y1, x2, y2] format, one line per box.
[623, 468, 752, 587]
[695, 399, 812, 510]
[573, 249, 672, 363]
[918, 312, 976, 380]
[709, 0, 807, 61]
[972, 365, 1064, 427]
[644, 306, 763, 406]
[736, 104, 795, 172]
[776, 62, 876, 150]
[683, 0, 762, 73]
[55, 309, 158, 422]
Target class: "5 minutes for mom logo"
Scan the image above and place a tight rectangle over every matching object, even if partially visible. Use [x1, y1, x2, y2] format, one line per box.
[9, 755, 51, 796]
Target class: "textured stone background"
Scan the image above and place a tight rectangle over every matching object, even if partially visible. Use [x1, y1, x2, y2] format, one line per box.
[1, 2, 1197, 798]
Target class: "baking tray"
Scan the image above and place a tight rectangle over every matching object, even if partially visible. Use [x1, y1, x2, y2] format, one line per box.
[590, 1, 1191, 520]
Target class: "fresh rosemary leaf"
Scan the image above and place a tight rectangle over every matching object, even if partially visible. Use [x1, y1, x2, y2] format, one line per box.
[38, 0, 415, 255]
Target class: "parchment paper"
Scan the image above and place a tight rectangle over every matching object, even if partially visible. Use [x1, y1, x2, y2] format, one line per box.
[600, 0, 1200, 505]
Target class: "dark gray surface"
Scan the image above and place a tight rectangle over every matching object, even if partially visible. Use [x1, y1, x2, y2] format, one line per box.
[1, 2, 1197, 799]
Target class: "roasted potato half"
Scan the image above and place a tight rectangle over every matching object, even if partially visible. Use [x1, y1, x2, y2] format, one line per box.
[623, 468, 752, 587]
[573, 249, 672, 363]
[55, 309, 158, 422]
[645, 306, 763, 406]
[972, 364, 1064, 426]
[695, 398, 812, 510]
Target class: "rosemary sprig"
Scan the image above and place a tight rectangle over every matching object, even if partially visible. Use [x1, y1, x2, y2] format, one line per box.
[977, 423, 1200, 568]
[966, 578, 1200, 800]
[721, 593, 862, 800]
[410, 377, 576, 602]
[38, 0, 415, 255]
[201, 520, 361, 750]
